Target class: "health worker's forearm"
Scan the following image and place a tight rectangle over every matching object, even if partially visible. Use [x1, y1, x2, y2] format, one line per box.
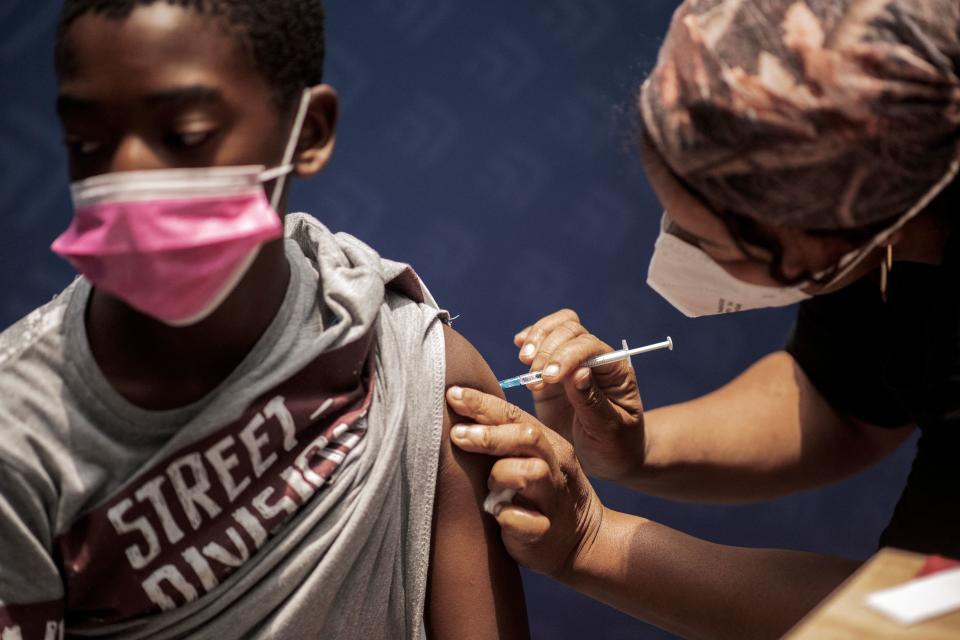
[561, 508, 858, 640]
[620, 353, 913, 503]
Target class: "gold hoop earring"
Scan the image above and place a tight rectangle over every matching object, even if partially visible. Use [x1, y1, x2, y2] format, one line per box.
[880, 243, 893, 303]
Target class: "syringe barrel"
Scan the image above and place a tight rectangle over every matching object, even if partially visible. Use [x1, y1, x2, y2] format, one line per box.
[581, 352, 623, 368]
[581, 338, 673, 369]
[499, 371, 544, 389]
[519, 371, 544, 385]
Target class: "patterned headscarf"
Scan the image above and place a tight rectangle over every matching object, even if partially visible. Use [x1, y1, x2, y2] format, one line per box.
[640, 0, 960, 230]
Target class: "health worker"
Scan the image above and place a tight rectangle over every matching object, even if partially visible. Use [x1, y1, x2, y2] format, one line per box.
[446, 1, 960, 638]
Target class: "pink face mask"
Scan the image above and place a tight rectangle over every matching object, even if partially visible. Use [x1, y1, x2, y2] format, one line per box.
[51, 90, 311, 327]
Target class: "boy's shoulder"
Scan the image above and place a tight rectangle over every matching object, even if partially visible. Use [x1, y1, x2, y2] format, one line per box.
[0, 281, 76, 374]
[0, 282, 78, 466]
[287, 211, 450, 324]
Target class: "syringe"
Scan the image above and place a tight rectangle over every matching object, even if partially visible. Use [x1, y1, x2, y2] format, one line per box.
[498, 337, 673, 389]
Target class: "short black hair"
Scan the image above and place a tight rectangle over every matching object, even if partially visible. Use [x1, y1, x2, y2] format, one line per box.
[55, 0, 325, 107]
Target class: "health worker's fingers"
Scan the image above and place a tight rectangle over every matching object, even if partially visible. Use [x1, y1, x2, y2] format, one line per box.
[514, 328, 531, 349]
[450, 423, 559, 469]
[528, 320, 589, 378]
[516, 309, 581, 364]
[488, 457, 554, 509]
[447, 386, 537, 427]
[538, 333, 615, 385]
[495, 505, 551, 543]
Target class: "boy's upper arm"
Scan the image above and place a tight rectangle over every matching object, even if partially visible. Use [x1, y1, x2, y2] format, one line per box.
[425, 325, 529, 640]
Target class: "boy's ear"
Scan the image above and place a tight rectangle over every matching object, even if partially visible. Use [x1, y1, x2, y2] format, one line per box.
[294, 84, 338, 177]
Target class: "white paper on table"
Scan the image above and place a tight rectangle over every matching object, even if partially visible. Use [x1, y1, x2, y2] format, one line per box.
[864, 566, 960, 626]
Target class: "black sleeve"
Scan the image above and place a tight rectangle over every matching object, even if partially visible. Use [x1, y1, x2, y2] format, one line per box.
[785, 277, 911, 428]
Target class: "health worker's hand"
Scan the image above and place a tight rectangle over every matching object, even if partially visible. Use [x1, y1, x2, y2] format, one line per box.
[514, 309, 645, 482]
[446, 386, 603, 580]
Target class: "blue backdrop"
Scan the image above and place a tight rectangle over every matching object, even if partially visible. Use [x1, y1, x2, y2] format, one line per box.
[0, 1, 917, 638]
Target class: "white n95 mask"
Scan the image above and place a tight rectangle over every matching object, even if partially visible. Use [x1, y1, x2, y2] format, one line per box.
[646, 155, 960, 318]
[646, 212, 811, 317]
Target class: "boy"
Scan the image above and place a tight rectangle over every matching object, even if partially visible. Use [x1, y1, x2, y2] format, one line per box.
[0, 1, 528, 638]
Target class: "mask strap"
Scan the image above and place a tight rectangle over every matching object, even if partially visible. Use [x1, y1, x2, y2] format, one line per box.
[260, 164, 294, 183]
[815, 155, 960, 290]
[266, 88, 313, 211]
[878, 157, 959, 245]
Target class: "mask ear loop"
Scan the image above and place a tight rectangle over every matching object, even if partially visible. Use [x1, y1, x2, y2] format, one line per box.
[264, 89, 313, 211]
[819, 156, 960, 295]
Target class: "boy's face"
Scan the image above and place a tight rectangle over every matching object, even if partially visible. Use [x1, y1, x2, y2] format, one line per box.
[57, 3, 293, 181]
